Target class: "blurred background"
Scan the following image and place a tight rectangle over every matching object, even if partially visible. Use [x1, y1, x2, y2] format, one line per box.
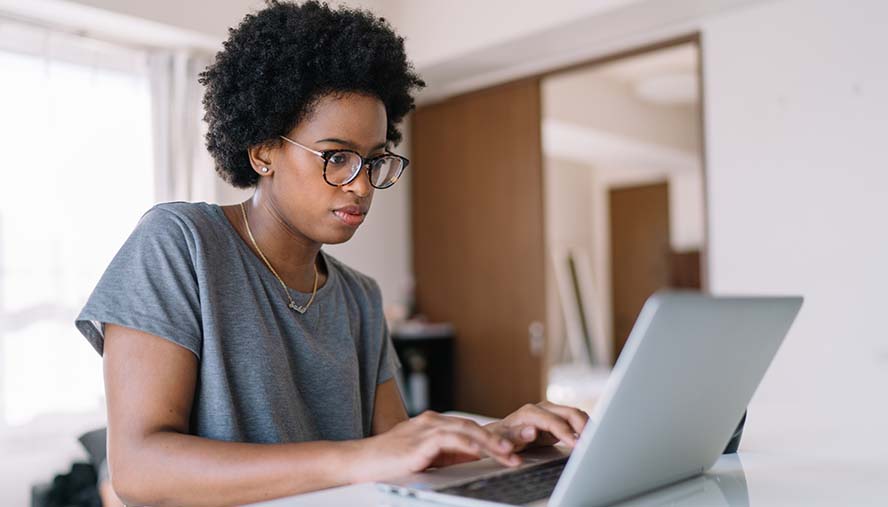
[0, 0, 886, 505]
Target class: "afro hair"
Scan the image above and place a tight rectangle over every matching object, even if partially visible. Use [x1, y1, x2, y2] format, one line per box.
[199, 0, 425, 188]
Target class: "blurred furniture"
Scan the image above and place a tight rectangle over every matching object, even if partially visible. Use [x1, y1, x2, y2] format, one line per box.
[392, 321, 455, 416]
[30, 427, 106, 507]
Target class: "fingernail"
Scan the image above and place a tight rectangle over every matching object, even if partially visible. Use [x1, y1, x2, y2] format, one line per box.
[499, 439, 512, 450]
[521, 427, 535, 440]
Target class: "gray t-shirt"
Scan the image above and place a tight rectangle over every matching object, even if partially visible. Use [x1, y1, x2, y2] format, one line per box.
[75, 201, 400, 444]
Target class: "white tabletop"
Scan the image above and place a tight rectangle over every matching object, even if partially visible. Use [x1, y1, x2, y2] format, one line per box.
[248, 450, 888, 507]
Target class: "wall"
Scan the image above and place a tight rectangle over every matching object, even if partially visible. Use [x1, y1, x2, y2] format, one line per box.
[543, 157, 597, 364]
[701, 0, 888, 457]
[544, 66, 701, 154]
[381, 0, 639, 68]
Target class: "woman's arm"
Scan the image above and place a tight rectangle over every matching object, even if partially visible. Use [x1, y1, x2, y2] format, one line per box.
[104, 324, 520, 507]
[103, 323, 363, 507]
[371, 378, 409, 435]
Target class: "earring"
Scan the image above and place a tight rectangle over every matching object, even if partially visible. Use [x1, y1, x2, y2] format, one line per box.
[261, 167, 269, 173]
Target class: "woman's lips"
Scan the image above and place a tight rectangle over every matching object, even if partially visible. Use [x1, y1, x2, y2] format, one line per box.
[333, 208, 366, 226]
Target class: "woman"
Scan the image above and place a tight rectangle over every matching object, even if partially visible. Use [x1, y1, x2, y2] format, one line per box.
[75, 2, 588, 506]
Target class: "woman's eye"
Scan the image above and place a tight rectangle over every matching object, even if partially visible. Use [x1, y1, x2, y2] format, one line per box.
[329, 153, 349, 165]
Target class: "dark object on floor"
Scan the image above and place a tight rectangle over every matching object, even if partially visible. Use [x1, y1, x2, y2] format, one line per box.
[31, 426, 107, 507]
[723, 410, 747, 454]
[32, 461, 101, 507]
[392, 322, 455, 415]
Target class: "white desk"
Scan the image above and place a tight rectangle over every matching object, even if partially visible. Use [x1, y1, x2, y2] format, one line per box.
[248, 450, 887, 506]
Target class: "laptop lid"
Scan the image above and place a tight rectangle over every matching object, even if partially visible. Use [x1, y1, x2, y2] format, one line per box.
[549, 292, 802, 506]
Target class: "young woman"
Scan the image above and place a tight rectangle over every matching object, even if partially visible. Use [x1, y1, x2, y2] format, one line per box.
[75, 2, 588, 506]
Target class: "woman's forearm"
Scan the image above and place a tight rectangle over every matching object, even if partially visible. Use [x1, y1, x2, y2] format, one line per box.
[111, 430, 363, 507]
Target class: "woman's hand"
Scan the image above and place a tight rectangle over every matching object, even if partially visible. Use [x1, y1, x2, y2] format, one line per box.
[485, 402, 590, 453]
[349, 410, 522, 483]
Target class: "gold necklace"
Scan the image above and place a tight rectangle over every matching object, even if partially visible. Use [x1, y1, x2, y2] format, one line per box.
[240, 202, 319, 314]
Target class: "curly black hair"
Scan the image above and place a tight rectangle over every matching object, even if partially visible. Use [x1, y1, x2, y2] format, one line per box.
[199, 0, 425, 188]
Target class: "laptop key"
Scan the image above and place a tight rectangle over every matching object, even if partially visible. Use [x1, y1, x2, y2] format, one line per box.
[437, 458, 568, 505]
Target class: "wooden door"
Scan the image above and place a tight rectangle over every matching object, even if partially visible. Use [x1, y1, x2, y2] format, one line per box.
[609, 182, 671, 360]
[411, 79, 545, 417]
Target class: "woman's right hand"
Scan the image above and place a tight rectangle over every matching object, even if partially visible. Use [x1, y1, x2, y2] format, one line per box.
[348, 410, 522, 483]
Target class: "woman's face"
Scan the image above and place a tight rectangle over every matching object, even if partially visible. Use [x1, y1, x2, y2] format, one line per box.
[261, 91, 388, 245]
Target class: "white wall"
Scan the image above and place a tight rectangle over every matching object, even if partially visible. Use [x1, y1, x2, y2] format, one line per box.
[381, 0, 639, 68]
[544, 67, 701, 154]
[544, 157, 597, 364]
[701, 0, 888, 457]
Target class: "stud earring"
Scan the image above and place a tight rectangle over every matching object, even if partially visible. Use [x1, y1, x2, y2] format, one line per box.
[261, 167, 269, 173]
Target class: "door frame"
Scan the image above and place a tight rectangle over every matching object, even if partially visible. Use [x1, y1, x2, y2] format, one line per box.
[411, 33, 711, 404]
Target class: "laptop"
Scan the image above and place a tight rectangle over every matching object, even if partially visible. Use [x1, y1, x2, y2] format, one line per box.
[378, 292, 803, 506]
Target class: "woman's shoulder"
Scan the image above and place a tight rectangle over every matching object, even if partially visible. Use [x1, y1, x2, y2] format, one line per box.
[141, 201, 216, 225]
[132, 201, 221, 239]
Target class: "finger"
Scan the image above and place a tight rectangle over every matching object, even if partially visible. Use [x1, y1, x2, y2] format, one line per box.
[427, 430, 521, 468]
[520, 406, 579, 446]
[539, 403, 590, 436]
[441, 416, 518, 459]
[504, 424, 538, 443]
[492, 425, 535, 454]
[421, 430, 481, 460]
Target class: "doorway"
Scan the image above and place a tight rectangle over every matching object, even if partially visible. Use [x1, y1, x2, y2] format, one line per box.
[542, 40, 707, 366]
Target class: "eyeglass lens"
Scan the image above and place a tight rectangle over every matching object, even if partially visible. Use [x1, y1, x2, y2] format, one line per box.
[325, 151, 404, 188]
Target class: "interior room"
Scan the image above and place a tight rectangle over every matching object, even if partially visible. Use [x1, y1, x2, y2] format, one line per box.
[1, 1, 886, 506]
[541, 42, 706, 405]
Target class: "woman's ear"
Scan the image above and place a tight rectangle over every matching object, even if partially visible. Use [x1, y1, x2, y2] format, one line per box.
[247, 140, 277, 176]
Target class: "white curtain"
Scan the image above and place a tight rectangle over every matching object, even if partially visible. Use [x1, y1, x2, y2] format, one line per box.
[0, 19, 154, 428]
[148, 49, 218, 203]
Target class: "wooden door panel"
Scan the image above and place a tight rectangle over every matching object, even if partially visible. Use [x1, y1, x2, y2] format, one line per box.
[411, 79, 545, 417]
[609, 182, 671, 360]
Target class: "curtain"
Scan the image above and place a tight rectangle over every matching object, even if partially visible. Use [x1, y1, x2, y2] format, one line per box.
[148, 49, 218, 203]
[0, 18, 154, 428]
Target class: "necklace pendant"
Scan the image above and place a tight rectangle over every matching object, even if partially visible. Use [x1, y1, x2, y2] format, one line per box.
[288, 300, 308, 314]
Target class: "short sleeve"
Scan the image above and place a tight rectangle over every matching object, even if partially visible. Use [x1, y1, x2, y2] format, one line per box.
[377, 318, 402, 385]
[74, 206, 203, 358]
[363, 277, 401, 385]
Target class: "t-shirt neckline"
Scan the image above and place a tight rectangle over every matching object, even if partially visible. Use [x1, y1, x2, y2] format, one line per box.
[206, 202, 337, 300]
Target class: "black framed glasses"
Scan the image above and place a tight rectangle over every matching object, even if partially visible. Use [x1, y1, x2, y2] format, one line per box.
[279, 135, 408, 189]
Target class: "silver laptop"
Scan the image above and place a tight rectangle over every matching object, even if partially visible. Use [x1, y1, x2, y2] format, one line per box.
[378, 292, 803, 506]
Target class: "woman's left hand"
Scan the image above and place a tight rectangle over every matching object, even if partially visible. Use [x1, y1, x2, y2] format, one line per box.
[485, 401, 590, 453]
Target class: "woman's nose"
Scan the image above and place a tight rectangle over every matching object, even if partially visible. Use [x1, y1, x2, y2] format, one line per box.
[341, 164, 373, 196]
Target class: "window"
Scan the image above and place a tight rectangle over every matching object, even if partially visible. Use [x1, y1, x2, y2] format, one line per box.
[0, 22, 154, 428]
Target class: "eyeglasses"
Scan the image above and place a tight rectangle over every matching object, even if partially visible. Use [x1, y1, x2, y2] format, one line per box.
[278, 135, 408, 189]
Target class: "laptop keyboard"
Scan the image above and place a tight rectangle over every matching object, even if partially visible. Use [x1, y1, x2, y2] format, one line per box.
[437, 457, 568, 505]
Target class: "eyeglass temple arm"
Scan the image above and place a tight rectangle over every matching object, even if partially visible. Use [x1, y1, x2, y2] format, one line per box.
[281, 134, 409, 168]
[279, 135, 324, 157]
